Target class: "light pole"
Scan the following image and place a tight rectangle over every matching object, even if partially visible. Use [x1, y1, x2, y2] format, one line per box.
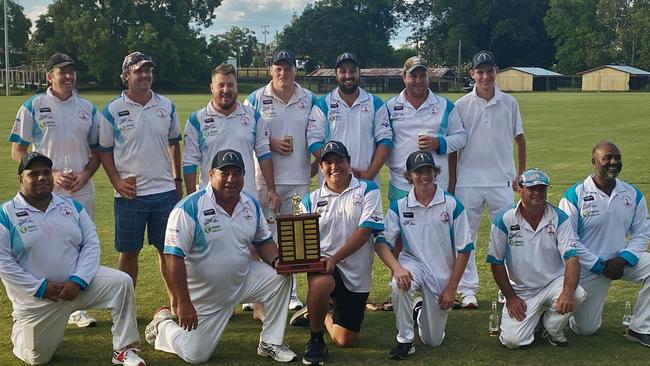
[4, 0, 10, 96]
[262, 25, 269, 66]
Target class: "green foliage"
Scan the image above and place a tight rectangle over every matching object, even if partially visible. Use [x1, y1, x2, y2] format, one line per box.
[278, 0, 400, 67]
[208, 26, 261, 68]
[28, 0, 220, 86]
[0, 0, 32, 66]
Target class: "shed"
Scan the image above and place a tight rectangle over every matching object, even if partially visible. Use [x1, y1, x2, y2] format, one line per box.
[578, 65, 650, 91]
[496, 67, 563, 91]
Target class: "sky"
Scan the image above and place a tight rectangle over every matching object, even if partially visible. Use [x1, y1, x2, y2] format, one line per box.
[19, 0, 410, 47]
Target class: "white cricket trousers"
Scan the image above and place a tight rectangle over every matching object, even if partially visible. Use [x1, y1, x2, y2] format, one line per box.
[391, 259, 452, 347]
[500, 276, 586, 349]
[258, 183, 310, 299]
[11, 266, 139, 365]
[571, 252, 650, 335]
[455, 186, 514, 298]
[155, 260, 292, 364]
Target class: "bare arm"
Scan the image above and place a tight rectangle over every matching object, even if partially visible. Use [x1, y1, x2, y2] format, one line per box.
[513, 134, 526, 188]
[98, 151, 135, 199]
[359, 144, 390, 180]
[10, 143, 28, 163]
[375, 243, 412, 291]
[556, 257, 580, 314]
[324, 227, 373, 273]
[447, 151, 458, 195]
[184, 173, 197, 195]
[168, 142, 183, 198]
[69, 150, 101, 193]
[439, 251, 470, 309]
[491, 263, 527, 321]
[258, 159, 281, 213]
[254, 241, 281, 267]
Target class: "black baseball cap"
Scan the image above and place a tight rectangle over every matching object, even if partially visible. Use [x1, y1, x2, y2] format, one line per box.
[272, 49, 295, 65]
[46, 53, 76, 71]
[122, 51, 156, 73]
[406, 150, 440, 172]
[472, 50, 496, 68]
[18, 152, 53, 175]
[335, 52, 358, 69]
[211, 149, 245, 171]
[321, 141, 350, 160]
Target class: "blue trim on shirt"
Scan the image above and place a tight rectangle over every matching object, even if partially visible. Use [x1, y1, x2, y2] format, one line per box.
[8, 133, 30, 145]
[97, 146, 114, 152]
[563, 249, 578, 260]
[486, 255, 504, 265]
[458, 242, 474, 253]
[446, 192, 465, 220]
[0, 206, 25, 259]
[245, 90, 260, 110]
[630, 183, 644, 207]
[170, 102, 177, 125]
[363, 180, 379, 194]
[493, 206, 512, 234]
[22, 94, 41, 116]
[619, 250, 639, 267]
[371, 94, 384, 113]
[168, 135, 181, 144]
[187, 112, 204, 153]
[361, 221, 384, 233]
[378, 138, 394, 148]
[554, 206, 569, 227]
[68, 275, 89, 290]
[252, 236, 273, 246]
[257, 152, 272, 161]
[563, 182, 584, 236]
[591, 260, 605, 274]
[177, 189, 208, 253]
[34, 280, 47, 299]
[437, 136, 447, 155]
[389, 200, 399, 215]
[242, 192, 264, 234]
[374, 236, 393, 249]
[308, 142, 324, 154]
[301, 194, 312, 212]
[252, 108, 261, 149]
[163, 245, 185, 258]
[183, 165, 198, 175]
[72, 200, 84, 214]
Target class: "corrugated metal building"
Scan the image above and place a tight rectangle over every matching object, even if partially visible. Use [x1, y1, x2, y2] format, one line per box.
[496, 67, 563, 91]
[578, 65, 650, 91]
[305, 68, 456, 93]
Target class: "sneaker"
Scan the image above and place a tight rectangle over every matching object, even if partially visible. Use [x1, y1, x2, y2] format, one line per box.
[145, 307, 173, 346]
[542, 328, 568, 347]
[461, 295, 478, 309]
[242, 303, 254, 312]
[290, 306, 309, 327]
[258, 341, 297, 362]
[68, 310, 97, 328]
[302, 337, 327, 365]
[112, 347, 146, 366]
[626, 329, 650, 347]
[389, 341, 415, 360]
[412, 297, 423, 326]
[289, 297, 304, 311]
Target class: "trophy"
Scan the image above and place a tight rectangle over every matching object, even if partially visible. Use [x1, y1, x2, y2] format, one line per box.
[275, 193, 325, 274]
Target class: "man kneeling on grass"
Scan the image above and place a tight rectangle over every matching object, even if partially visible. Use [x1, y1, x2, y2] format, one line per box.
[488, 168, 586, 348]
[0, 153, 145, 365]
[290, 141, 384, 365]
[375, 151, 473, 360]
[145, 149, 296, 364]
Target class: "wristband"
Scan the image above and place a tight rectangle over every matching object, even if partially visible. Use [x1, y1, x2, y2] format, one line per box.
[271, 256, 280, 269]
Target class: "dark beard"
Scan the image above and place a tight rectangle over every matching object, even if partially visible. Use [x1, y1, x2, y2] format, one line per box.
[338, 82, 358, 95]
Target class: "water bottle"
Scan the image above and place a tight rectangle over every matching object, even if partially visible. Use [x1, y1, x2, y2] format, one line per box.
[622, 300, 632, 334]
[489, 300, 500, 336]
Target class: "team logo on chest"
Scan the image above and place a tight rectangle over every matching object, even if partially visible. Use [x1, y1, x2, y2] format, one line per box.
[78, 110, 89, 121]
[242, 207, 253, 220]
[622, 195, 633, 208]
[157, 108, 168, 119]
[430, 106, 439, 114]
[59, 206, 73, 217]
[361, 104, 371, 113]
[546, 223, 556, 237]
[439, 212, 450, 224]
[352, 193, 362, 206]
[299, 100, 307, 109]
[240, 116, 250, 126]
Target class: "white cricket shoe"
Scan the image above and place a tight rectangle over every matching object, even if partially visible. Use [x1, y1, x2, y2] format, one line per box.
[145, 307, 173, 346]
[289, 296, 304, 310]
[112, 347, 146, 366]
[257, 341, 297, 362]
[68, 310, 97, 328]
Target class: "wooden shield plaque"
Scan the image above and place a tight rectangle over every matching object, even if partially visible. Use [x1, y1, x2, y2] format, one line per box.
[275, 212, 325, 274]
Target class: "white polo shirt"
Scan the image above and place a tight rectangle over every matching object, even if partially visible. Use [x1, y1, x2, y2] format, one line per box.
[244, 82, 317, 186]
[385, 90, 467, 191]
[183, 101, 270, 197]
[487, 202, 579, 299]
[9, 88, 99, 196]
[98, 91, 181, 197]
[0, 193, 99, 310]
[306, 87, 393, 184]
[453, 85, 524, 188]
[559, 175, 650, 276]
[377, 186, 473, 293]
[163, 187, 272, 315]
[300, 176, 384, 293]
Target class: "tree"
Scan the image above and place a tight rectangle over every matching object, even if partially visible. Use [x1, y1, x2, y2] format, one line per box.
[28, 0, 220, 85]
[0, 0, 32, 66]
[545, 0, 617, 74]
[398, 0, 555, 69]
[278, 0, 401, 67]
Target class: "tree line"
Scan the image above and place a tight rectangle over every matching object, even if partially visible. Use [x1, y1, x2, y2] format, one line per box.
[2, 0, 649, 86]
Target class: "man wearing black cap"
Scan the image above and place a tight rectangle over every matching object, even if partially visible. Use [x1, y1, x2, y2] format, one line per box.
[145, 149, 296, 363]
[452, 50, 527, 309]
[376, 151, 473, 359]
[0, 152, 146, 365]
[244, 49, 318, 311]
[306, 52, 392, 185]
[8, 52, 101, 328]
[292, 141, 384, 364]
[98, 52, 183, 303]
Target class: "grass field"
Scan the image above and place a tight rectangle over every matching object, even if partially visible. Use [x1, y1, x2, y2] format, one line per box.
[0, 91, 648, 365]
